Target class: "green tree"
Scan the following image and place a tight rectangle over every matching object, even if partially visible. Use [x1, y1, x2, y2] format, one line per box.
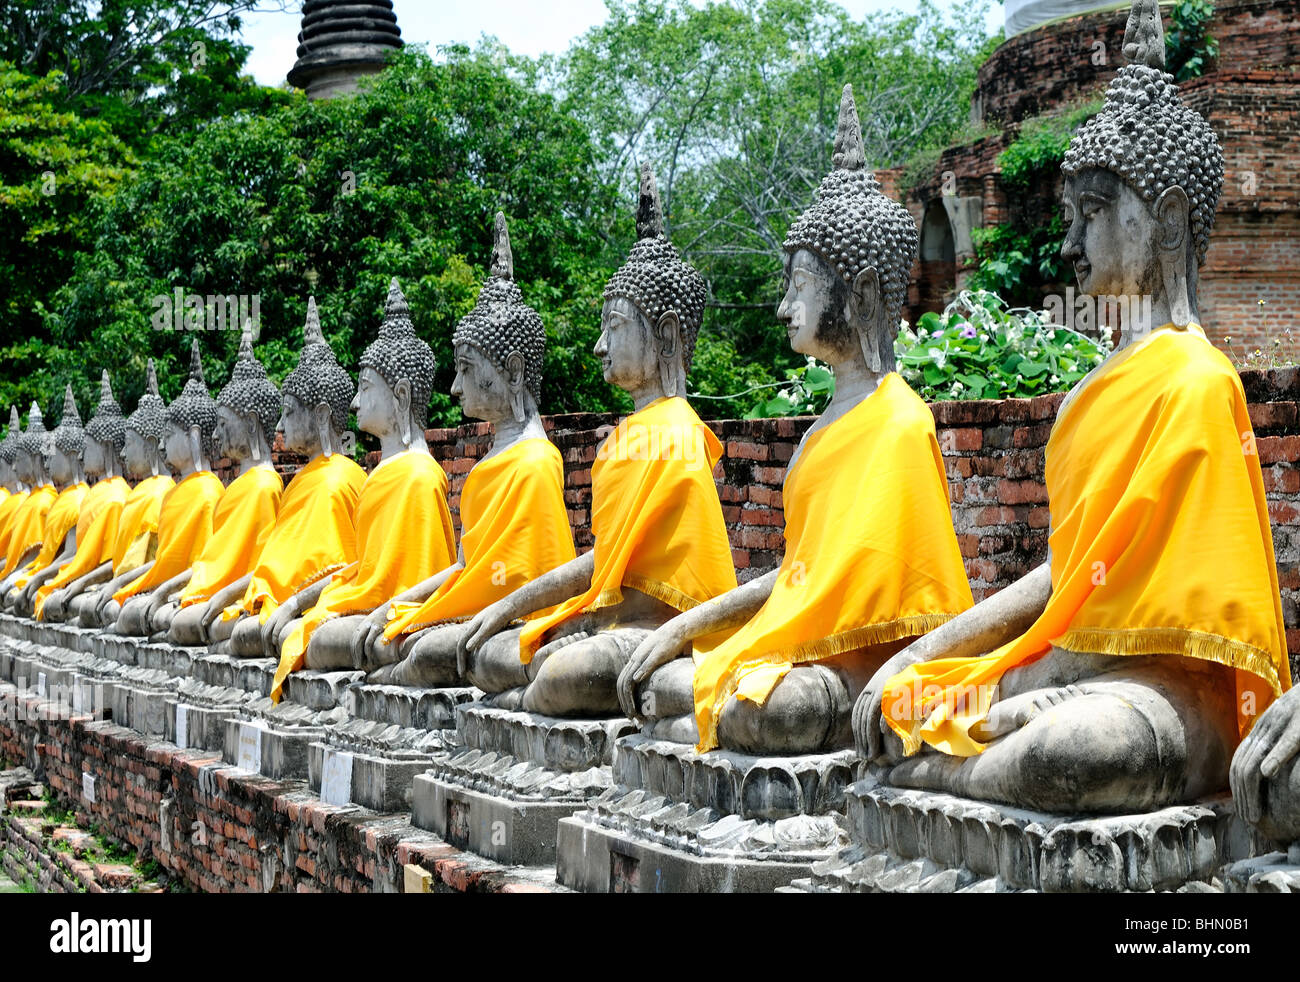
[40, 47, 619, 431]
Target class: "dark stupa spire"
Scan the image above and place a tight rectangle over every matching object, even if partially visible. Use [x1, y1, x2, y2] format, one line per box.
[287, 0, 404, 100]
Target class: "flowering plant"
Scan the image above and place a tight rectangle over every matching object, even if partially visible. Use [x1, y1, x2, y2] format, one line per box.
[896, 290, 1111, 401]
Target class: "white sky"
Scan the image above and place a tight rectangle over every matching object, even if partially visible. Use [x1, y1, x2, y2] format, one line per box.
[240, 0, 1006, 87]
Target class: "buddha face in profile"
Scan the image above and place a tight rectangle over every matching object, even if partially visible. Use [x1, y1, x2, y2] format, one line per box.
[162, 420, 196, 472]
[596, 297, 666, 393]
[0, 455, 14, 488]
[83, 438, 107, 479]
[353, 366, 412, 440]
[48, 446, 76, 486]
[122, 429, 152, 480]
[277, 393, 319, 455]
[1062, 168, 1162, 299]
[15, 449, 39, 486]
[451, 343, 510, 423]
[214, 406, 251, 462]
[778, 247, 865, 366]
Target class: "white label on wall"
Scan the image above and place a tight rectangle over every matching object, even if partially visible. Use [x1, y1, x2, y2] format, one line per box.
[72, 682, 84, 715]
[82, 772, 96, 804]
[37, 672, 46, 698]
[237, 722, 263, 773]
[175, 704, 190, 749]
[320, 749, 353, 807]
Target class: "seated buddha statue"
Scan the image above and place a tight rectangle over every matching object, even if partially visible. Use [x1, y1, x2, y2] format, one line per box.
[7, 386, 91, 615]
[618, 85, 975, 756]
[108, 341, 225, 635]
[0, 404, 58, 590]
[0, 408, 30, 558]
[267, 280, 457, 699]
[210, 298, 366, 657]
[158, 326, 284, 644]
[852, 0, 1292, 815]
[361, 215, 576, 687]
[34, 372, 131, 622]
[64, 361, 175, 628]
[457, 167, 737, 718]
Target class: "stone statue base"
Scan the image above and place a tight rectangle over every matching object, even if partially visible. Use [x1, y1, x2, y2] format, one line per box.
[1222, 848, 1300, 893]
[787, 772, 1271, 893]
[556, 736, 854, 893]
[411, 705, 637, 866]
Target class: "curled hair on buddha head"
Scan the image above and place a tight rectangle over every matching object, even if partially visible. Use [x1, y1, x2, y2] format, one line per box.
[0, 407, 22, 465]
[126, 359, 167, 445]
[86, 371, 127, 453]
[167, 340, 220, 460]
[603, 164, 708, 374]
[359, 279, 438, 430]
[52, 384, 85, 457]
[453, 214, 546, 404]
[17, 401, 51, 461]
[783, 83, 919, 372]
[219, 322, 280, 447]
[1061, 0, 1224, 267]
[282, 297, 355, 435]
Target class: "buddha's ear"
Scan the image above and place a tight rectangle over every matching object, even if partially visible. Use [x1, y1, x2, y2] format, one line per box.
[1154, 185, 1190, 256]
[242, 410, 263, 462]
[393, 378, 413, 446]
[654, 309, 683, 398]
[505, 352, 527, 424]
[850, 267, 883, 373]
[188, 424, 203, 467]
[313, 401, 334, 458]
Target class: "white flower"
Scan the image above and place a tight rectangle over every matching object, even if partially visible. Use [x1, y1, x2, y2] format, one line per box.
[1050, 374, 1059, 384]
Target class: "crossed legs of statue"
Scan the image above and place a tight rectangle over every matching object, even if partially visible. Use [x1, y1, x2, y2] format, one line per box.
[367, 622, 470, 687]
[885, 649, 1240, 814]
[168, 604, 207, 645]
[229, 615, 266, 656]
[640, 649, 886, 755]
[114, 596, 152, 636]
[300, 615, 368, 671]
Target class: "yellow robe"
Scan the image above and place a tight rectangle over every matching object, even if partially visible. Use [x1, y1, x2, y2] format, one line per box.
[518, 396, 737, 662]
[272, 451, 457, 700]
[1, 485, 56, 578]
[384, 438, 577, 641]
[34, 476, 130, 619]
[179, 465, 283, 608]
[0, 489, 28, 558]
[884, 326, 1293, 758]
[693, 373, 975, 752]
[111, 474, 176, 577]
[10, 482, 88, 590]
[113, 471, 224, 604]
[222, 452, 366, 625]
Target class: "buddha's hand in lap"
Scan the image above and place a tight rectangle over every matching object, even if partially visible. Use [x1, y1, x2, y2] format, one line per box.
[967, 685, 1083, 743]
[459, 599, 515, 678]
[852, 650, 924, 764]
[353, 604, 391, 671]
[1231, 686, 1300, 827]
[617, 626, 688, 722]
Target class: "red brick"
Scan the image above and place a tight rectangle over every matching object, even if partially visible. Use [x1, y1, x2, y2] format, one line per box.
[938, 428, 982, 452]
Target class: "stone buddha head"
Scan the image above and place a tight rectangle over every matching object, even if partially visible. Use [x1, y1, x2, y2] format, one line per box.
[163, 340, 219, 474]
[1060, 0, 1222, 336]
[216, 323, 280, 465]
[598, 164, 707, 402]
[0, 408, 20, 491]
[780, 84, 917, 377]
[49, 385, 86, 488]
[279, 297, 355, 458]
[123, 360, 168, 480]
[451, 214, 546, 426]
[354, 278, 437, 451]
[16, 403, 51, 487]
[84, 371, 127, 481]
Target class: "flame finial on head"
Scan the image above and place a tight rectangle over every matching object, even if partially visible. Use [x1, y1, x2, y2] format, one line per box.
[145, 359, 160, 397]
[304, 296, 324, 345]
[1123, 0, 1166, 69]
[635, 163, 666, 241]
[490, 212, 514, 280]
[188, 339, 205, 384]
[832, 83, 866, 172]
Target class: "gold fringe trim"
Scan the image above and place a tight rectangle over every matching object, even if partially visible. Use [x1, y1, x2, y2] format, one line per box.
[1057, 626, 1284, 697]
[618, 574, 704, 614]
[698, 611, 961, 753]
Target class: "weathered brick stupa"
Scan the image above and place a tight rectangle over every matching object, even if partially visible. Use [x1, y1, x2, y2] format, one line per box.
[903, 0, 1300, 361]
[286, 0, 404, 100]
